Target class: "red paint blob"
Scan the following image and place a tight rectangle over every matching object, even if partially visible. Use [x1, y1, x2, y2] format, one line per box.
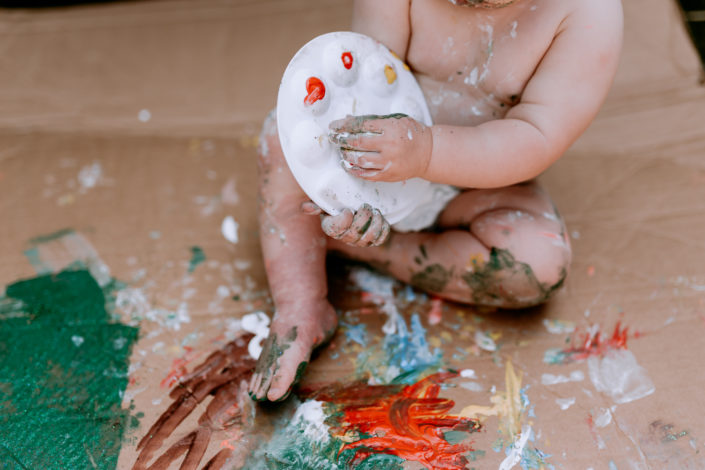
[560, 321, 631, 362]
[304, 77, 326, 106]
[341, 51, 353, 69]
[305, 372, 481, 469]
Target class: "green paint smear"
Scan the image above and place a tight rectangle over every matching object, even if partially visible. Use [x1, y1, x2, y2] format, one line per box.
[188, 245, 206, 273]
[27, 228, 76, 245]
[0, 269, 138, 469]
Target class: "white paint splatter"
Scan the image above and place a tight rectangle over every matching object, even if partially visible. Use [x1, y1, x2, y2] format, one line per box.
[407, 129, 413, 140]
[464, 67, 479, 86]
[71, 335, 84, 347]
[222, 216, 239, 244]
[542, 318, 576, 334]
[138, 109, 151, 122]
[541, 370, 584, 385]
[593, 407, 612, 428]
[499, 425, 532, 470]
[509, 21, 518, 39]
[460, 368, 477, 379]
[474, 330, 497, 351]
[588, 349, 655, 404]
[556, 397, 576, 410]
[78, 162, 103, 192]
[241, 311, 270, 359]
[460, 381, 484, 392]
[291, 400, 330, 443]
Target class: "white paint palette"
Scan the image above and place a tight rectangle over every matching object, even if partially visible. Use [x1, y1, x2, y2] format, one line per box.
[277, 32, 434, 224]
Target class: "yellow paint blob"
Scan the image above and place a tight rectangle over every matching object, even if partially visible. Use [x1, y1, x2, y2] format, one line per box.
[384, 65, 397, 84]
[389, 50, 411, 71]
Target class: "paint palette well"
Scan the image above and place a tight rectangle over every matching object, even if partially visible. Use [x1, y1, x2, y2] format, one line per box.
[277, 32, 434, 224]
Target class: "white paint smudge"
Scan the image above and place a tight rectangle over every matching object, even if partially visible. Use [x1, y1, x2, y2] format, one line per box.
[541, 370, 584, 385]
[474, 330, 497, 351]
[78, 162, 103, 191]
[71, 335, 84, 347]
[291, 400, 330, 443]
[407, 129, 413, 140]
[499, 425, 532, 470]
[460, 381, 484, 392]
[460, 368, 477, 379]
[464, 67, 479, 86]
[348, 267, 403, 335]
[222, 216, 239, 244]
[543, 318, 576, 334]
[556, 397, 576, 410]
[138, 109, 151, 122]
[509, 21, 518, 39]
[593, 407, 612, 428]
[241, 311, 270, 359]
[588, 349, 655, 404]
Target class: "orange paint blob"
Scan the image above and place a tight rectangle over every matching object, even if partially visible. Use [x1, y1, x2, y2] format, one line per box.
[304, 77, 326, 106]
[561, 321, 630, 362]
[342, 51, 353, 69]
[305, 372, 481, 469]
[384, 65, 397, 84]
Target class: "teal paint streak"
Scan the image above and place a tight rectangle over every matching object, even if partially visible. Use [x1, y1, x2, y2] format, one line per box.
[188, 246, 206, 274]
[0, 269, 138, 469]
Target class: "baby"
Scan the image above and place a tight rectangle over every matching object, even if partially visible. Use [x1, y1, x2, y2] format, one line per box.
[250, 0, 623, 401]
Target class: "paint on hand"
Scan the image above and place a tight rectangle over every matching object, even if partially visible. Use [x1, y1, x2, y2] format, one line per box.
[341, 52, 353, 69]
[384, 65, 397, 84]
[187, 245, 206, 274]
[305, 372, 482, 470]
[0, 269, 138, 470]
[304, 77, 326, 106]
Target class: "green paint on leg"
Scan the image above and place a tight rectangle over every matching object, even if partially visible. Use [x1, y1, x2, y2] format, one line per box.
[0, 269, 138, 469]
[27, 228, 76, 245]
[461, 247, 563, 306]
[187, 245, 206, 273]
[411, 263, 452, 293]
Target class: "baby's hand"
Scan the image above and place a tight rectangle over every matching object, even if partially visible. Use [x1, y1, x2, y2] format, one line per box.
[328, 114, 432, 182]
[301, 202, 390, 247]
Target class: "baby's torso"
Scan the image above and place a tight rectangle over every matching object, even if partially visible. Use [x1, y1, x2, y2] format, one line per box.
[407, 0, 571, 126]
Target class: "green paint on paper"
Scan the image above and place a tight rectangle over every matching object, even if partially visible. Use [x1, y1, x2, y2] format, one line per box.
[0, 269, 139, 469]
[188, 245, 206, 273]
[27, 227, 76, 245]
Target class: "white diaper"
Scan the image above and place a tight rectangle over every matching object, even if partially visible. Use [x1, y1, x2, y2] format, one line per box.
[392, 184, 460, 232]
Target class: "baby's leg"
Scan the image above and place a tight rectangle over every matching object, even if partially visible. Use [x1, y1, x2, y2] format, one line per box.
[330, 183, 571, 307]
[249, 111, 338, 401]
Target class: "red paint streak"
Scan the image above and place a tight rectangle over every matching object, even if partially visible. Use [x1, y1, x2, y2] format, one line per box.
[306, 372, 480, 469]
[160, 346, 204, 388]
[304, 77, 325, 106]
[560, 321, 630, 362]
[341, 52, 353, 69]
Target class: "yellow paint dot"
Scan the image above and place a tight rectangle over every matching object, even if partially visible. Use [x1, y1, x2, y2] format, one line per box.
[384, 65, 397, 84]
[440, 331, 453, 342]
[430, 337, 442, 348]
[389, 50, 411, 71]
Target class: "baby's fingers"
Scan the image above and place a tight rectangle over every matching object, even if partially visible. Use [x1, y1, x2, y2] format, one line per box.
[301, 201, 322, 216]
[329, 115, 385, 135]
[337, 204, 375, 245]
[358, 208, 389, 247]
[321, 209, 354, 239]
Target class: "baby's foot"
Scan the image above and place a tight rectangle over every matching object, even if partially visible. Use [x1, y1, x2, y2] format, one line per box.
[248, 300, 338, 401]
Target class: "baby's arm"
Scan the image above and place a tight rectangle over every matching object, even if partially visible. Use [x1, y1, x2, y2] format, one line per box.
[340, 0, 624, 189]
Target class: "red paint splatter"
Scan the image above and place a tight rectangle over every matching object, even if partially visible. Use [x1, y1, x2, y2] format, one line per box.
[560, 321, 630, 362]
[305, 372, 480, 469]
[341, 52, 353, 69]
[304, 77, 325, 106]
[160, 346, 204, 388]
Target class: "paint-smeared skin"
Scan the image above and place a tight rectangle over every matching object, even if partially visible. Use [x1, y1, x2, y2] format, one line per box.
[303, 372, 481, 469]
[249, 327, 297, 402]
[461, 247, 564, 307]
[133, 337, 256, 470]
[411, 263, 453, 293]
